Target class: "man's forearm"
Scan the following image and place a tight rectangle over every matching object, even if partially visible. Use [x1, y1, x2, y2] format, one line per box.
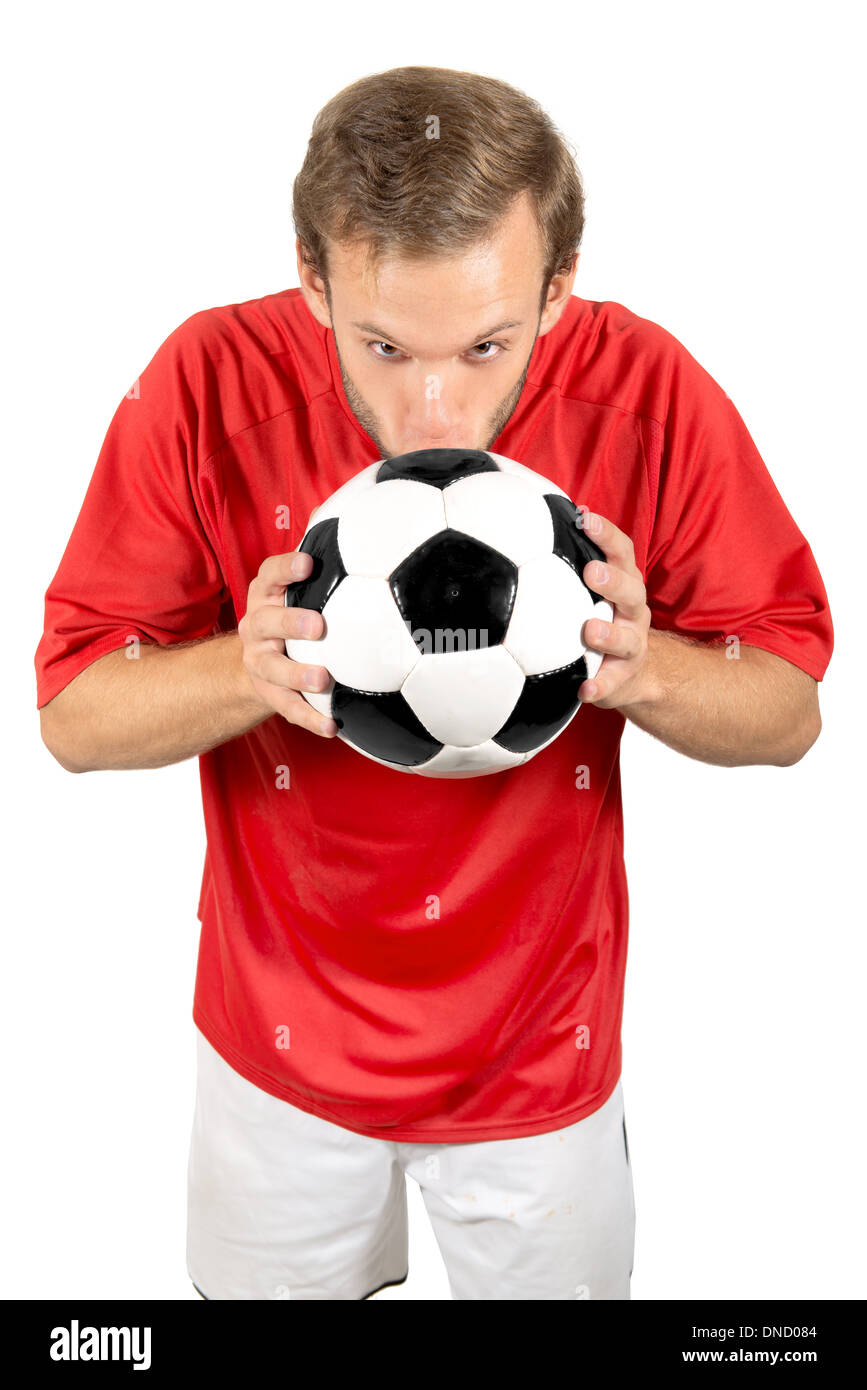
[622, 628, 822, 767]
[40, 633, 273, 772]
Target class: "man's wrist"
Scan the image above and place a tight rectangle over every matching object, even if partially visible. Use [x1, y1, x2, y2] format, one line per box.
[619, 626, 670, 711]
[231, 634, 274, 720]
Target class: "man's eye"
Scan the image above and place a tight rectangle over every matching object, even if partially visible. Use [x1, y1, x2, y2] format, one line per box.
[366, 340, 503, 360]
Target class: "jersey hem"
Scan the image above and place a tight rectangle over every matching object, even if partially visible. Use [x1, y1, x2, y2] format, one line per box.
[735, 634, 829, 683]
[35, 631, 154, 710]
[192, 1006, 621, 1143]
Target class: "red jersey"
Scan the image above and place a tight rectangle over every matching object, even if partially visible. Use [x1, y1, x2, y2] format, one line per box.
[34, 291, 834, 1141]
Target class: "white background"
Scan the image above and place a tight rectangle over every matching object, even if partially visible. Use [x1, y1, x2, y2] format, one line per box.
[4, 0, 863, 1299]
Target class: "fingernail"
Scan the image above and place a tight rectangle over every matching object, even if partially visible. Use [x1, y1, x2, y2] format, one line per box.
[319, 718, 337, 736]
[299, 613, 318, 636]
[597, 621, 610, 639]
[594, 563, 609, 583]
[304, 668, 322, 690]
[291, 552, 311, 577]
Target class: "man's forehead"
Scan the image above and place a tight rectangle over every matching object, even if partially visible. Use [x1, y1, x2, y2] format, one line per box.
[346, 283, 527, 354]
[327, 245, 540, 349]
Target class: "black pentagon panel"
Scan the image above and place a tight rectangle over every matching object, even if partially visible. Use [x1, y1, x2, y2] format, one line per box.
[376, 448, 498, 490]
[331, 686, 443, 767]
[389, 530, 518, 649]
[284, 517, 346, 614]
[493, 655, 589, 754]
[544, 495, 608, 604]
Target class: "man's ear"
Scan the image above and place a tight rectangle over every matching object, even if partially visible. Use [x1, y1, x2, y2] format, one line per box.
[538, 251, 580, 338]
[296, 237, 332, 329]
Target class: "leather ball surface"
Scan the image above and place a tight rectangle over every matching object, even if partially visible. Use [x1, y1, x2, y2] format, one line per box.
[285, 448, 612, 778]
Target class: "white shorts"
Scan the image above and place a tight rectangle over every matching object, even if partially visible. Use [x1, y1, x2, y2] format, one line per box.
[187, 1030, 635, 1300]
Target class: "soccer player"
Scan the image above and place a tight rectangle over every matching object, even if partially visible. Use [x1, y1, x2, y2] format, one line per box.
[35, 66, 833, 1300]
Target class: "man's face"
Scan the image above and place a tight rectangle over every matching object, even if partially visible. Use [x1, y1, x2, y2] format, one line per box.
[297, 192, 577, 460]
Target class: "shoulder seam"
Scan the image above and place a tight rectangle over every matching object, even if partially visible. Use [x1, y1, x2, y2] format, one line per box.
[200, 388, 334, 471]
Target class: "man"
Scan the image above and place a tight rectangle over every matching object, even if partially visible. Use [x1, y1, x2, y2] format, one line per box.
[35, 66, 833, 1301]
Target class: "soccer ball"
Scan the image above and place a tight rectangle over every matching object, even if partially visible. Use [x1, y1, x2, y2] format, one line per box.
[285, 448, 612, 778]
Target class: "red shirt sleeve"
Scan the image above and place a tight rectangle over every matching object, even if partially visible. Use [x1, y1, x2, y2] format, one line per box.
[645, 341, 833, 681]
[34, 320, 227, 709]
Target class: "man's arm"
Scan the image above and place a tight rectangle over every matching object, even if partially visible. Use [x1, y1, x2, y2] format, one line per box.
[39, 550, 337, 773]
[575, 507, 824, 768]
[619, 629, 821, 767]
[39, 634, 273, 773]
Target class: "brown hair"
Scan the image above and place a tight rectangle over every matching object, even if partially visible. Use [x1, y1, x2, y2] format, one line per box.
[292, 66, 585, 310]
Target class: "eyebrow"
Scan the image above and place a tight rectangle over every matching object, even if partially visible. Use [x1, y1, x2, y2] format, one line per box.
[351, 320, 523, 348]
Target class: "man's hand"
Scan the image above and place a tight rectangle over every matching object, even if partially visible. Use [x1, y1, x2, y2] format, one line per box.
[575, 507, 653, 710]
[571, 506, 822, 765]
[239, 551, 338, 737]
